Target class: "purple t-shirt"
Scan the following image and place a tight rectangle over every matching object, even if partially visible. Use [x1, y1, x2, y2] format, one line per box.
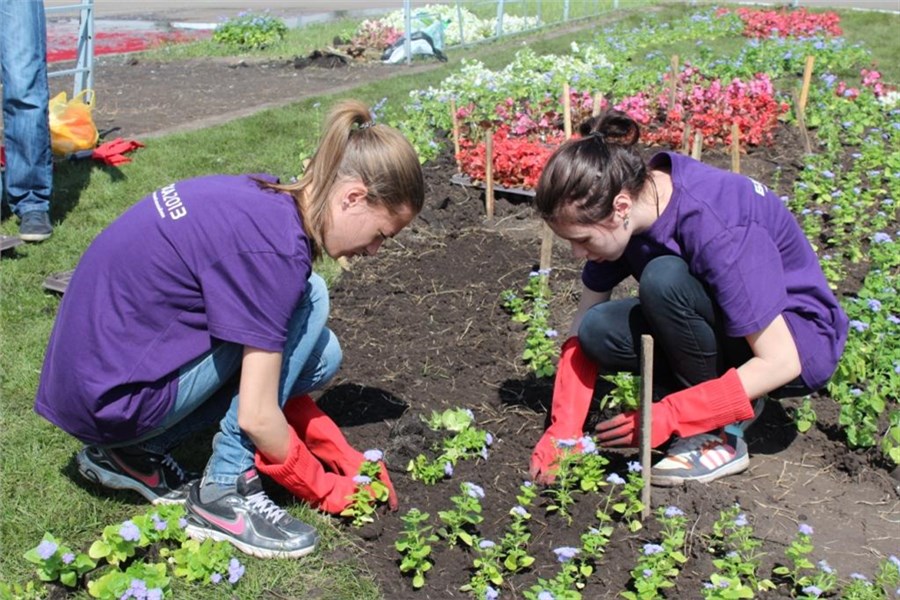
[35, 174, 312, 444]
[582, 152, 848, 390]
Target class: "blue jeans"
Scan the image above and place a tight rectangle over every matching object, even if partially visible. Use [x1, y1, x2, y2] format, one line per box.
[578, 255, 811, 399]
[0, 0, 52, 216]
[131, 273, 342, 486]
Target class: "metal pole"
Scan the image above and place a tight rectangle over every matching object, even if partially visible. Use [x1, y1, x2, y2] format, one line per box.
[456, 0, 465, 46]
[404, 0, 412, 66]
[564, 0, 570, 22]
[74, 0, 94, 97]
[496, 0, 505, 39]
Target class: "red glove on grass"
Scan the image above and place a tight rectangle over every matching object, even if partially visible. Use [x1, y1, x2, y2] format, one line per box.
[595, 368, 755, 448]
[529, 337, 599, 484]
[283, 395, 398, 510]
[92, 138, 144, 166]
[254, 428, 358, 514]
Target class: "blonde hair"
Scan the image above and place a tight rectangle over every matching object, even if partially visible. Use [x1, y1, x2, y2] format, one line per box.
[267, 99, 424, 259]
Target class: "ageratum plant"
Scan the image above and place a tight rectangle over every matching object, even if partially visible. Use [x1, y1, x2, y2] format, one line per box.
[212, 11, 287, 50]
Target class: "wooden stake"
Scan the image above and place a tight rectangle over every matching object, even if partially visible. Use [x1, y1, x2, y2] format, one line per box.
[792, 90, 813, 155]
[450, 98, 461, 173]
[730, 121, 741, 173]
[799, 55, 815, 116]
[691, 130, 703, 160]
[484, 127, 494, 219]
[563, 82, 572, 139]
[680, 123, 692, 155]
[668, 54, 679, 112]
[592, 91, 603, 117]
[640, 334, 654, 519]
[539, 223, 554, 272]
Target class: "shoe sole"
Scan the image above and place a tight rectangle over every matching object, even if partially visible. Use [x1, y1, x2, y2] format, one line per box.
[185, 524, 317, 559]
[650, 453, 750, 487]
[76, 451, 185, 505]
[19, 232, 52, 242]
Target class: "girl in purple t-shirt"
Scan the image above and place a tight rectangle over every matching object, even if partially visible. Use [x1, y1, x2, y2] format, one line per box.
[35, 100, 423, 559]
[528, 110, 848, 487]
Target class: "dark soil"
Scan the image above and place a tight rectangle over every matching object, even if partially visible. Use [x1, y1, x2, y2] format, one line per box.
[309, 133, 899, 599]
[49, 50, 899, 599]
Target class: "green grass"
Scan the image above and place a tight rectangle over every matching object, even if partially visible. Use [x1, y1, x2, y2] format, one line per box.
[2, 3, 896, 598]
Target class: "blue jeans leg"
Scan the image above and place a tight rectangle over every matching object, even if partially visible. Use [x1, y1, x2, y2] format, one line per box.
[0, 0, 52, 216]
[205, 272, 343, 486]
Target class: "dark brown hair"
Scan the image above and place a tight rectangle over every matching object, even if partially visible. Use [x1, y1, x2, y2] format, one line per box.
[266, 99, 424, 259]
[534, 110, 649, 225]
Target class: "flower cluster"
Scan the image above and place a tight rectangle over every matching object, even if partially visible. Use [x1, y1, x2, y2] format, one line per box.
[730, 7, 842, 38]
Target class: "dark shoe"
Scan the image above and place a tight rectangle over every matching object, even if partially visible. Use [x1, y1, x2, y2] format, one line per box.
[76, 445, 197, 504]
[185, 469, 318, 559]
[18, 211, 53, 242]
[724, 397, 767, 438]
[650, 432, 749, 487]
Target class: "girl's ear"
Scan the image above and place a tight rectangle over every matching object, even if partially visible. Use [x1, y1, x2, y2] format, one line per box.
[338, 180, 370, 210]
[612, 192, 633, 219]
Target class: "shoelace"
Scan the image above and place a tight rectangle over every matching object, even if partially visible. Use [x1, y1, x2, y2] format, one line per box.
[160, 454, 189, 484]
[246, 491, 289, 524]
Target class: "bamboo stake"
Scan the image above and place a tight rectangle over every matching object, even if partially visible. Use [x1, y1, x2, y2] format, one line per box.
[680, 123, 692, 155]
[592, 91, 604, 117]
[484, 127, 494, 219]
[539, 224, 554, 272]
[668, 54, 679, 112]
[799, 55, 815, 116]
[450, 98, 461, 173]
[640, 334, 654, 519]
[730, 121, 741, 173]
[563, 82, 572, 139]
[691, 130, 703, 160]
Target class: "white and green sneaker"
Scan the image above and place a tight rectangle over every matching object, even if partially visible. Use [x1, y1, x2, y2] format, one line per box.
[651, 432, 749, 486]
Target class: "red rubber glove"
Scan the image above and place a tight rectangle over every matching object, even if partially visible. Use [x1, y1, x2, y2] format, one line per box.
[92, 138, 144, 166]
[283, 395, 398, 510]
[254, 428, 358, 514]
[529, 337, 599, 484]
[595, 368, 755, 448]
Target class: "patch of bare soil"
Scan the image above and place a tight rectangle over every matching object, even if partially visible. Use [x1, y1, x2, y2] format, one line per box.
[270, 131, 900, 599]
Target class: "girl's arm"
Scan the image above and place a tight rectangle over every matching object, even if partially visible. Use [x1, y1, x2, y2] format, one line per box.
[567, 284, 611, 338]
[237, 346, 291, 463]
[737, 314, 803, 399]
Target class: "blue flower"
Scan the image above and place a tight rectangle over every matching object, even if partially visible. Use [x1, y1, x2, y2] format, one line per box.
[485, 585, 499, 600]
[485, 432, 494, 446]
[479, 539, 496, 550]
[553, 546, 579, 562]
[798, 523, 814, 536]
[643, 568, 653, 577]
[818, 560, 834, 574]
[62, 552, 75, 565]
[363, 449, 383, 462]
[545, 329, 558, 338]
[511, 505, 529, 518]
[664, 506, 684, 518]
[119, 521, 141, 543]
[538, 592, 554, 600]
[444, 462, 454, 477]
[353, 475, 372, 485]
[464, 482, 485, 499]
[734, 513, 749, 527]
[606, 473, 625, 485]
[147, 589, 163, 600]
[627, 461, 642, 473]
[555, 438, 578, 449]
[210, 573, 222, 584]
[868, 299, 882, 312]
[643, 543, 664, 555]
[36, 540, 58, 560]
[821, 169, 835, 179]
[890, 315, 900, 325]
[873, 232, 892, 244]
[228, 557, 245, 584]
[850, 572, 868, 581]
[849, 320, 869, 333]
[579, 435, 597, 454]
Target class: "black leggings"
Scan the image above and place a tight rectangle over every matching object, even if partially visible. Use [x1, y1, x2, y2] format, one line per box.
[577, 255, 811, 399]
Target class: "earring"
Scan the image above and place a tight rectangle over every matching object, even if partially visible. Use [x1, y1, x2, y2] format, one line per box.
[623, 216, 630, 230]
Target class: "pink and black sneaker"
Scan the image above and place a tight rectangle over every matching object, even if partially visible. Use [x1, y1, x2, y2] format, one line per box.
[76, 445, 197, 504]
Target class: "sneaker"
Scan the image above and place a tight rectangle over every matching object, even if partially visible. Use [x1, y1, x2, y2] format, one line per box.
[724, 397, 767, 438]
[650, 432, 749, 486]
[185, 469, 318, 559]
[76, 445, 197, 504]
[18, 211, 53, 242]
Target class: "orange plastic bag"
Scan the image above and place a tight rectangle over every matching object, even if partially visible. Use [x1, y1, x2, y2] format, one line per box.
[49, 90, 98, 156]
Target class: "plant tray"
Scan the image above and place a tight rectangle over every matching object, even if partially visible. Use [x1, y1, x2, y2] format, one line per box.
[1, 234, 23, 253]
[43, 269, 74, 294]
[450, 173, 535, 200]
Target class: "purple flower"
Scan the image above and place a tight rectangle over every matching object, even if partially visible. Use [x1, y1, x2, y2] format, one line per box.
[178, 517, 188, 529]
[485, 585, 499, 600]
[353, 475, 372, 485]
[151, 514, 167, 532]
[888, 314, 900, 325]
[734, 513, 749, 527]
[538, 268, 552, 276]
[555, 438, 577, 449]
[545, 329, 558, 338]
[627, 461, 642, 473]
[664, 506, 684, 518]
[119, 521, 141, 542]
[643, 543, 664, 555]
[798, 523, 814, 536]
[36, 540, 58, 560]
[479, 539, 496, 550]
[642, 569, 653, 577]
[444, 462, 454, 477]
[579, 435, 597, 454]
[873, 232, 892, 244]
[62, 552, 75, 565]
[849, 319, 869, 333]
[818, 560, 833, 574]
[228, 557, 245, 584]
[464, 482, 485, 500]
[726, 551, 738, 558]
[553, 546, 579, 562]
[890, 555, 900, 569]
[822, 169, 835, 179]
[480, 446, 489, 460]
[485, 432, 494, 446]
[511, 505, 529, 518]
[867, 299, 882, 311]
[363, 449, 383, 462]
[147, 589, 163, 600]
[538, 592, 555, 600]
[210, 573, 222, 584]
[851, 572, 868, 581]
[606, 473, 625, 485]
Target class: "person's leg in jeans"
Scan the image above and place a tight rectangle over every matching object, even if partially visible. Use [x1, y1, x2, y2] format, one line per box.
[0, 0, 53, 240]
